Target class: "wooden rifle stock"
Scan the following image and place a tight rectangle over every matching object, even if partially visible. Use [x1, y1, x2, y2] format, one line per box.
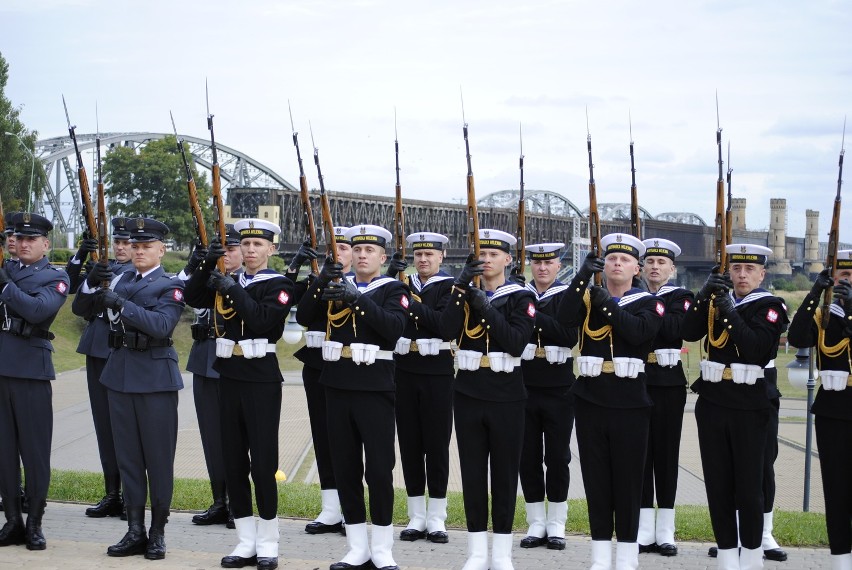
[206, 88, 227, 274]
[288, 103, 320, 275]
[171, 112, 208, 248]
[714, 128, 728, 273]
[463, 123, 480, 287]
[63, 95, 99, 263]
[822, 122, 845, 328]
[310, 129, 338, 265]
[394, 122, 406, 281]
[95, 133, 110, 287]
[587, 126, 602, 286]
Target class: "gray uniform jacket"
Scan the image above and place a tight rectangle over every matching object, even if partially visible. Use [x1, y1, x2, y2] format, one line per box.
[73, 260, 135, 359]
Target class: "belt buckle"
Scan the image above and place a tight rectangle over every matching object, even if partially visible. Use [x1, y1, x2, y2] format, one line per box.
[341, 345, 353, 359]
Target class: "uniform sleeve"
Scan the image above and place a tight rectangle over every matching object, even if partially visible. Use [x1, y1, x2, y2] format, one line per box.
[65, 258, 85, 293]
[556, 272, 591, 325]
[787, 293, 819, 349]
[439, 285, 467, 341]
[295, 278, 328, 326]
[725, 301, 789, 364]
[658, 289, 695, 343]
[408, 281, 452, 338]
[535, 295, 578, 348]
[119, 280, 186, 339]
[479, 292, 537, 355]
[351, 283, 408, 343]
[1, 272, 70, 324]
[227, 277, 295, 332]
[681, 296, 711, 342]
[596, 296, 663, 345]
[183, 265, 216, 309]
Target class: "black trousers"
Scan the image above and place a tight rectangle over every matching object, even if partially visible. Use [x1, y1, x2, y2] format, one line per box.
[695, 397, 770, 550]
[108, 390, 178, 509]
[302, 365, 336, 490]
[454, 392, 525, 533]
[325, 387, 396, 526]
[816, 414, 852, 555]
[641, 385, 687, 509]
[519, 385, 574, 503]
[86, 355, 120, 485]
[574, 398, 650, 541]
[193, 374, 226, 492]
[219, 377, 281, 520]
[395, 369, 453, 498]
[763, 398, 780, 512]
[0, 377, 52, 501]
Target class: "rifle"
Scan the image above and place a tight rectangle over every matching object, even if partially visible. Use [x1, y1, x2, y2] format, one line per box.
[63, 95, 100, 262]
[586, 110, 602, 286]
[629, 113, 640, 240]
[725, 141, 733, 245]
[822, 118, 846, 327]
[95, 105, 110, 285]
[394, 109, 406, 281]
[310, 124, 338, 264]
[170, 111, 208, 248]
[207, 83, 227, 273]
[516, 123, 526, 274]
[289, 102, 320, 275]
[461, 92, 480, 288]
[714, 93, 728, 274]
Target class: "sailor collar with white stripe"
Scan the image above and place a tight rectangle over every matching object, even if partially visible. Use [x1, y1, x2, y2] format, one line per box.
[238, 270, 285, 288]
[489, 282, 527, 301]
[525, 281, 567, 300]
[410, 272, 453, 293]
[356, 275, 397, 294]
[732, 288, 776, 307]
[654, 284, 682, 297]
[829, 302, 845, 319]
[617, 289, 652, 306]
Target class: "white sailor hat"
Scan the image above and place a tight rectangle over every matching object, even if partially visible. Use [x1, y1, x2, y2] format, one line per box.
[837, 249, 852, 270]
[726, 243, 772, 265]
[601, 233, 645, 259]
[333, 226, 351, 245]
[642, 238, 682, 260]
[345, 224, 393, 248]
[478, 229, 516, 253]
[525, 242, 564, 260]
[406, 232, 449, 250]
[234, 218, 281, 242]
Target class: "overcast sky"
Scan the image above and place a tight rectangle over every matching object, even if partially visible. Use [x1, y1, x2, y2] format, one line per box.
[3, 0, 850, 240]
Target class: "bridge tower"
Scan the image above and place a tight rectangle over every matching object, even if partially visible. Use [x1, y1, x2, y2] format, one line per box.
[769, 198, 792, 275]
[804, 209, 823, 275]
[731, 197, 747, 232]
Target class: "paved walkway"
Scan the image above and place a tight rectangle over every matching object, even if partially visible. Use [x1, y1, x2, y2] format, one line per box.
[14, 367, 829, 568]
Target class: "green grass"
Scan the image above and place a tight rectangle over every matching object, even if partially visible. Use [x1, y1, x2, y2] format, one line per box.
[48, 469, 829, 546]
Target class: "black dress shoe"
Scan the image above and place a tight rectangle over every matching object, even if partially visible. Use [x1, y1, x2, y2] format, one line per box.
[639, 543, 658, 553]
[708, 546, 717, 557]
[221, 554, 258, 568]
[764, 548, 788, 562]
[144, 530, 166, 560]
[305, 521, 344, 535]
[520, 535, 548, 548]
[399, 528, 426, 541]
[546, 537, 566, 550]
[86, 494, 124, 518]
[374, 565, 399, 570]
[193, 504, 230, 526]
[257, 557, 278, 569]
[107, 531, 148, 557]
[0, 519, 25, 546]
[227, 513, 236, 529]
[329, 562, 373, 570]
[658, 543, 678, 556]
[426, 531, 449, 544]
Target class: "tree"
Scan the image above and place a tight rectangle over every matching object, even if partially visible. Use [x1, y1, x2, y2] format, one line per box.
[0, 51, 43, 215]
[102, 136, 213, 249]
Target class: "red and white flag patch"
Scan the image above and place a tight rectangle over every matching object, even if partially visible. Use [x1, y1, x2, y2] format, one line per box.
[56, 282, 68, 295]
[277, 291, 290, 305]
[526, 302, 536, 318]
[683, 299, 691, 311]
[400, 295, 409, 309]
[656, 301, 665, 316]
[173, 289, 184, 302]
[766, 309, 778, 323]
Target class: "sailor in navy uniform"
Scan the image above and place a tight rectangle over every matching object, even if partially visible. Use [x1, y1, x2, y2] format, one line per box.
[556, 233, 664, 570]
[73, 218, 185, 560]
[70, 217, 135, 519]
[517, 242, 577, 553]
[0, 213, 69, 551]
[787, 250, 852, 570]
[441, 228, 536, 570]
[178, 224, 244, 530]
[635, 238, 694, 557]
[299, 224, 408, 570]
[184, 218, 295, 570]
[390, 232, 455, 545]
[682, 244, 788, 570]
[294, 225, 352, 536]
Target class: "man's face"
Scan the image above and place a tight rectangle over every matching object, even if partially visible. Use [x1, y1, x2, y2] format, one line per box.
[834, 267, 852, 285]
[112, 239, 131, 263]
[729, 263, 765, 297]
[414, 248, 443, 279]
[352, 244, 386, 279]
[6, 234, 17, 256]
[479, 248, 512, 280]
[642, 256, 674, 288]
[604, 252, 640, 288]
[240, 238, 275, 273]
[224, 244, 244, 273]
[131, 240, 165, 273]
[336, 243, 353, 272]
[15, 235, 49, 265]
[532, 258, 560, 289]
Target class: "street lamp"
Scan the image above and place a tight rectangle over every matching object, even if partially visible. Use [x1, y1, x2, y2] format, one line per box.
[785, 346, 818, 511]
[4, 131, 36, 211]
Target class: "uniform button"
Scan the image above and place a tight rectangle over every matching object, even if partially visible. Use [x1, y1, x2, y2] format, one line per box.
[806, 307, 812, 311]
[486, 325, 491, 329]
[727, 325, 732, 329]
[456, 301, 460, 305]
[723, 318, 728, 323]
[361, 311, 365, 316]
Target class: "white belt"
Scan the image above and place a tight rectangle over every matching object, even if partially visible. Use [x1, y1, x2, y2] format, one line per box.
[412, 341, 452, 352]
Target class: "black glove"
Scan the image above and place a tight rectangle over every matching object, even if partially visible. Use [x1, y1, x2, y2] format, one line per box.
[289, 240, 320, 272]
[833, 279, 852, 308]
[86, 263, 114, 288]
[467, 287, 489, 313]
[317, 256, 344, 288]
[508, 264, 526, 286]
[699, 268, 732, 300]
[77, 238, 98, 262]
[184, 243, 208, 274]
[0, 267, 11, 288]
[577, 252, 605, 282]
[210, 270, 237, 294]
[589, 285, 612, 308]
[385, 252, 408, 278]
[712, 292, 735, 316]
[810, 269, 833, 297]
[204, 242, 226, 266]
[99, 289, 125, 311]
[455, 257, 485, 288]
[322, 279, 360, 304]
